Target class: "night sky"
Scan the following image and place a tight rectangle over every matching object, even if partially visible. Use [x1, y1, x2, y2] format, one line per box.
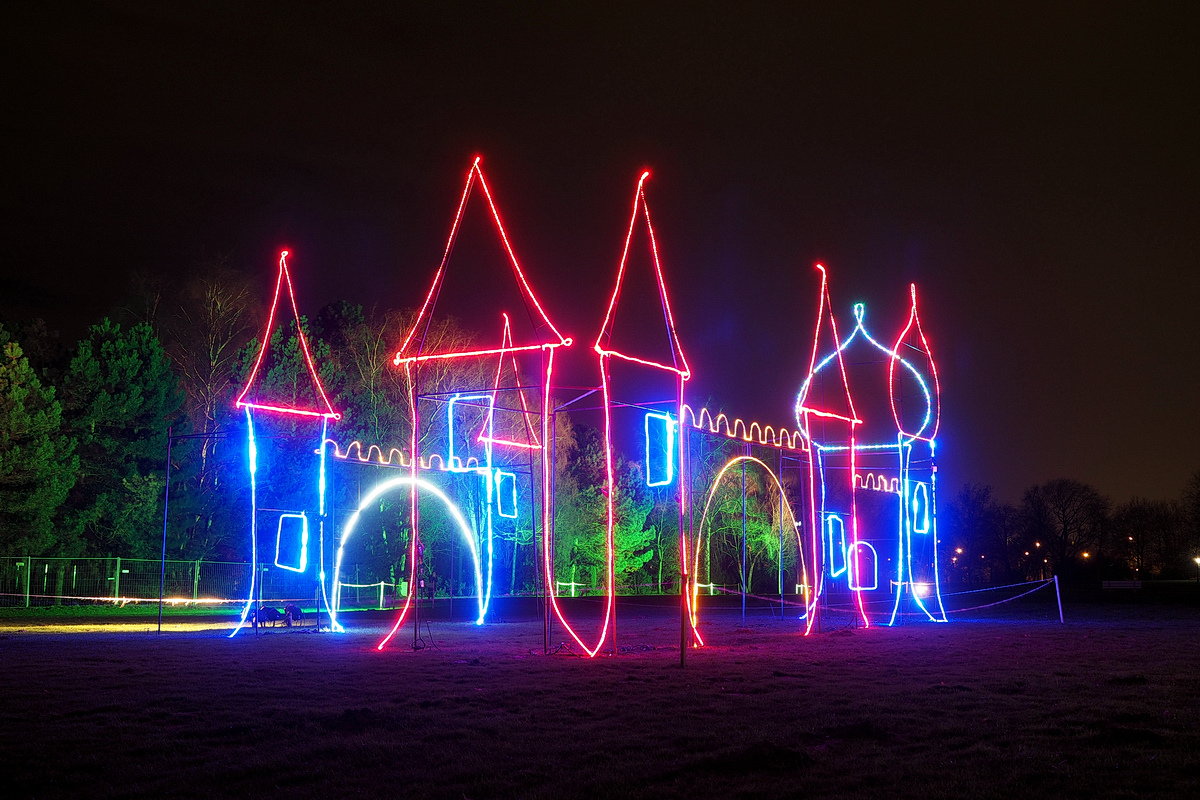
[3, 4, 1197, 503]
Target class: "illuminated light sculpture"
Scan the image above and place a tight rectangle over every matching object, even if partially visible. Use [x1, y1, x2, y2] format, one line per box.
[794, 267, 946, 629]
[274, 513, 309, 573]
[231, 251, 340, 637]
[686, 454, 810, 643]
[567, 170, 690, 658]
[329, 475, 486, 638]
[380, 156, 570, 650]
[680, 405, 806, 451]
[644, 411, 676, 487]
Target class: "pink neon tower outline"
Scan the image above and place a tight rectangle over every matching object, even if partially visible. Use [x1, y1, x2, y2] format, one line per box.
[573, 170, 691, 657]
[377, 157, 572, 650]
[794, 264, 869, 633]
[231, 250, 340, 638]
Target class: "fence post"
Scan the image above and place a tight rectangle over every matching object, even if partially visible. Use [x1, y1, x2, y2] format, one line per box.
[114, 557, 121, 602]
[193, 561, 200, 601]
[378, 581, 384, 611]
[24, 556, 31, 608]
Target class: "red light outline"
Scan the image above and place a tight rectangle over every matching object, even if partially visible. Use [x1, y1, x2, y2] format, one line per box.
[477, 313, 542, 451]
[889, 283, 941, 442]
[235, 250, 341, 420]
[379, 157, 571, 649]
[593, 171, 690, 378]
[392, 157, 570, 367]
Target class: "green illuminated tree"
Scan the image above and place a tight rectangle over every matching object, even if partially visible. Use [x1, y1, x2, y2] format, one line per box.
[0, 336, 77, 555]
[61, 319, 184, 556]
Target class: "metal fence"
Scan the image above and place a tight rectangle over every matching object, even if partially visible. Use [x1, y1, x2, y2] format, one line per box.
[0, 557, 393, 610]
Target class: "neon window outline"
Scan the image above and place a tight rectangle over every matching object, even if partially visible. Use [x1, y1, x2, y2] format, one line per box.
[274, 512, 309, 573]
[644, 411, 676, 487]
[495, 471, 518, 519]
[912, 481, 930, 534]
[826, 514, 847, 578]
[847, 540, 879, 591]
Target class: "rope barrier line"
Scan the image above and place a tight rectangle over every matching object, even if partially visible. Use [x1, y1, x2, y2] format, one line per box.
[943, 578, 1053, 597]
[944, 579, 1056, 614]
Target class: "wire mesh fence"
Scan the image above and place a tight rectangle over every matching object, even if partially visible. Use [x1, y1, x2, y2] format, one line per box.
[0, 557, 393, 610]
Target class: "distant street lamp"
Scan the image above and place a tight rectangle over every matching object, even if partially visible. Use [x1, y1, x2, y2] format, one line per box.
[1193, 556, 1199, 584]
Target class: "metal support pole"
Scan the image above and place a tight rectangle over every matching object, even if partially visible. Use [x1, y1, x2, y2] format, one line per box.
[158, 427, 172, 634]
[678, 384, 688, 668]
[114, 556, 121, 602]
[741, 446, 747, 628]
[546, 405, 556, 655]
[24, 556, 31, 608]
[1054, 574, 1064, 623]
[779, 449, 784, 619]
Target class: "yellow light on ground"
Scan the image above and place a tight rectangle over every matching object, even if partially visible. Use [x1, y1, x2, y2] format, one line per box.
[0, 621, 240, 634]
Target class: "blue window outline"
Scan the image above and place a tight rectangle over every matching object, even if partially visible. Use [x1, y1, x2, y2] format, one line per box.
[644, 411, 676, 487]
[274, 512, 309, 573]
[912, 481, 930, 534]
[826, 514, 847, 577]
[495, 471, 518, 519]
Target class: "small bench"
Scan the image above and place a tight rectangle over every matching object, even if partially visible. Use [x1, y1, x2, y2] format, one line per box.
[1101, 580, 1142, 590]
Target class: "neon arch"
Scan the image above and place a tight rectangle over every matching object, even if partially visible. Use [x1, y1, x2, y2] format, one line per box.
[329, 475, 486, 645]
[687, 455, 811, 644]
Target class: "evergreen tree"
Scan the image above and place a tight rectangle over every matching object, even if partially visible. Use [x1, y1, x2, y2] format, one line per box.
[61, 319, 184, 556]
[0, 334, 77, 555]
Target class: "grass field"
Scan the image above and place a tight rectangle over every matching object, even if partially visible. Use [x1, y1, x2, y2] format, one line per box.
[2, 599, 1198, 799]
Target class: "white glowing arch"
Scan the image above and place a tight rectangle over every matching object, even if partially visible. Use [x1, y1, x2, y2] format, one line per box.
[330, 475, 485, 629]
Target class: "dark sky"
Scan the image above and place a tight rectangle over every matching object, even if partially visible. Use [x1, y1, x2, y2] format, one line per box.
[3, 3, 1198, 503]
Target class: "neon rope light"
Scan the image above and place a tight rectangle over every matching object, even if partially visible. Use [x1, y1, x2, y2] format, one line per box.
[593, 171, 690, 378]
[687, 455, 811, 643]
[477, 314, 542, 451]
[826, 514, 847, 577]
[795, 264, 858, 437]
[794, 266, 945, 630]
[797, 303, 931, 441]
[890, 284, 941, 442]
[273, 512, 309, 573]
[496, 471, 518, 519]
[912, 482, 930, 533]
[557, 171, 691, 658]
[392, 157, 570, 366]
[329, 475, 487, 642]
[847, 541, 878, 591]
[856, 472, 901, 493]
[230, 406, 259, 637]
[235, 251, 340, 419]
[644, 411, 676, 487]
[679, 405, 807, 451]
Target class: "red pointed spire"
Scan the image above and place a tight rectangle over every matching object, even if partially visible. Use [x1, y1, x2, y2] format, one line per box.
[235, 250, 340, 419]
[890, 283, 940, 441]
[393, 157, 571, 367]
[593, 171, 690, 378]
[795, 264, 859, 434]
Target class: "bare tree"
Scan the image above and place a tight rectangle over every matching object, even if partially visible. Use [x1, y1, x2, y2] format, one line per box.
[1020, 479, 1109, 575]
[163, 261, 259, 483]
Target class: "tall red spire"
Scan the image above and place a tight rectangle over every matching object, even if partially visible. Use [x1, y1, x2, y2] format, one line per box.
[234, 250, 340, 419]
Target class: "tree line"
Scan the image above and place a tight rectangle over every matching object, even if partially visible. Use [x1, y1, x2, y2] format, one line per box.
[941, 477, 1200, 585]
[0, 267, 790, 599]
[4, 265, 1196, 591]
